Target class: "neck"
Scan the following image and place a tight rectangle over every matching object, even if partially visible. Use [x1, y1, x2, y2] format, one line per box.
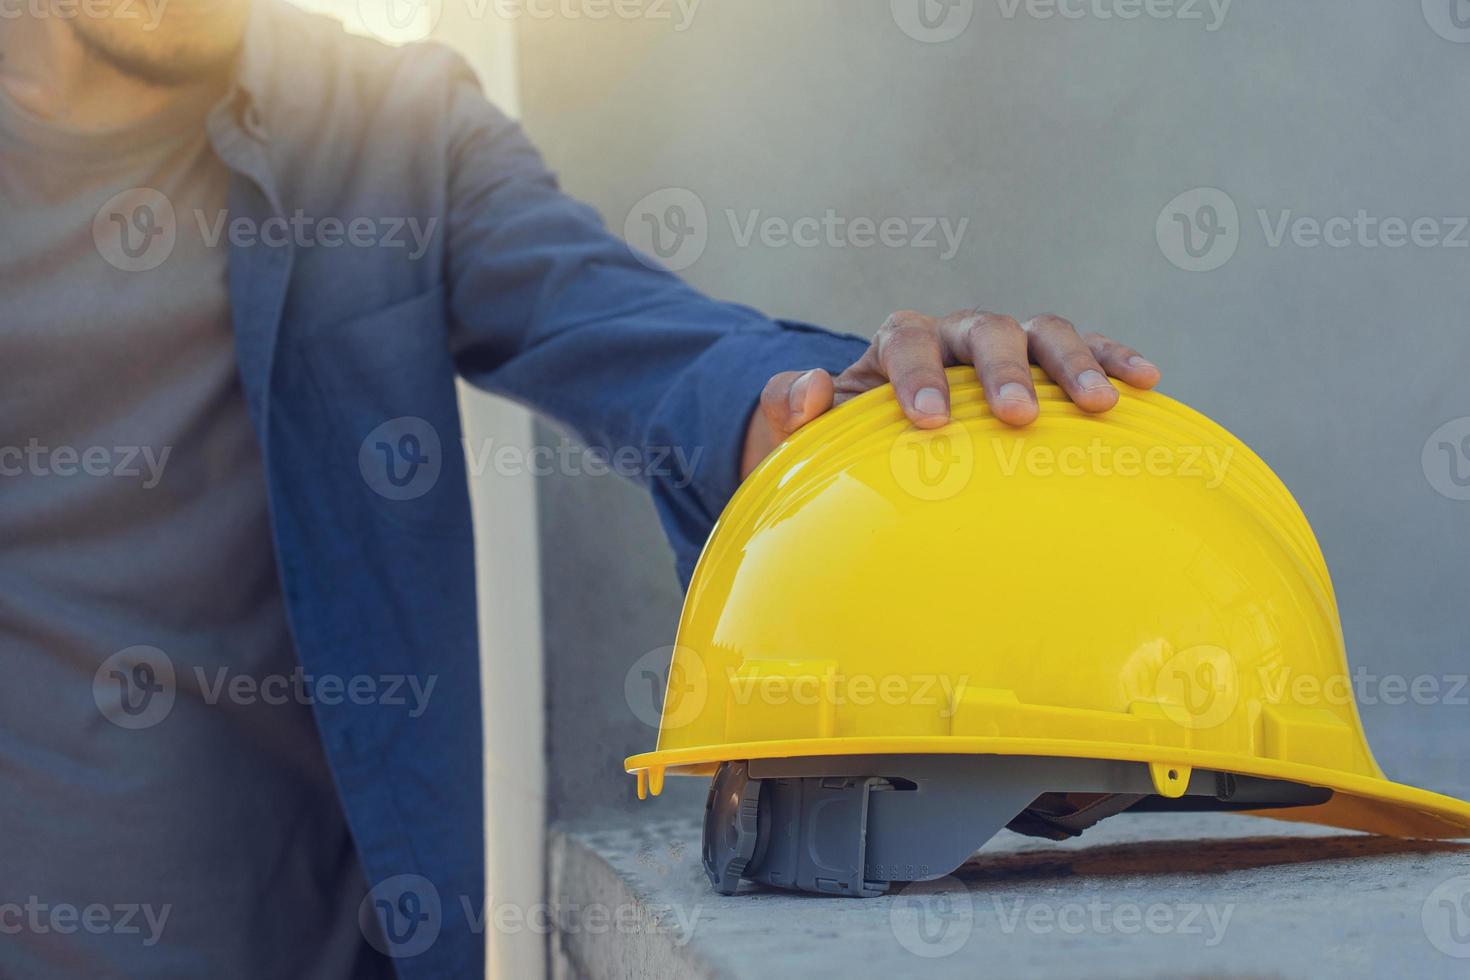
[1, 18, 190, 130]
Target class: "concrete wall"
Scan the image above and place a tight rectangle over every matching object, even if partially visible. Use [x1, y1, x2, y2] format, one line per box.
[518, 0, 1470, 820]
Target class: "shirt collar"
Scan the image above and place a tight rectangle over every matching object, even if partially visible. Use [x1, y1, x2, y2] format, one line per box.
[205, 0, 291, 217]
[235, 0, 276, 117]
[217, 0, 288, 145]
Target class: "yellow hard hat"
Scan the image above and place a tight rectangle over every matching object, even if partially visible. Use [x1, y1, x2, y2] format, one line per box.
[627, 366, 1470, 896]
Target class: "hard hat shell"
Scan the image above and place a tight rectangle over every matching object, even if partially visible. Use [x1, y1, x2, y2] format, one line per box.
[627, 366, 1470, 843]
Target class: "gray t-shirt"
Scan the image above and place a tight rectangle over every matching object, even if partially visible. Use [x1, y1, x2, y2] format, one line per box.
[0, 82, 391, 978]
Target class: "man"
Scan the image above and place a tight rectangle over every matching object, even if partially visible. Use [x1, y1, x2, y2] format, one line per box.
[0, 1, 1160, 976]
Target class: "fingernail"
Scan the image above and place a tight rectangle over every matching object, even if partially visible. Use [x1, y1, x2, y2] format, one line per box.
[1078, 369, 1110, 391]
[1127, 356, 1157, 371]
[914, 387, 947, 417]
[997, 382, 1034, 404]
[789, 370, 816, 413]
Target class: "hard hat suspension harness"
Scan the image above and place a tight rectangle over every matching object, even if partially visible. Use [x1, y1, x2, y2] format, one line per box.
[703, 755, 1333, 897]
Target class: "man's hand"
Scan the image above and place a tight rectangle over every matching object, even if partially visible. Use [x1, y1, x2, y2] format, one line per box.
[741, 311, 1160, 477]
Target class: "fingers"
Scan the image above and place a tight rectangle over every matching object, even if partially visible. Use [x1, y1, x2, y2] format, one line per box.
[1022, 314, 1119, 414]
[951, 311, 1038, 426]
[1083, 332, 1161, 390]
[758, 368, 836, 440]
[832, 310, 1157, 432]
[875, 312, 950, 429]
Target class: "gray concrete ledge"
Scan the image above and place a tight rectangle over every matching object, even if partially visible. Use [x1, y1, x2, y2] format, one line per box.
[549, 803, 1470, 979]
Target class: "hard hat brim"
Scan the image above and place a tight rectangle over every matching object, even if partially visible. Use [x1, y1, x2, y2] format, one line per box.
[626, 737, 1470, 840]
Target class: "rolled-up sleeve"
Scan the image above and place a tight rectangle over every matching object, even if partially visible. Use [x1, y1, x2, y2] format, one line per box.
[440, 62, 868, 583]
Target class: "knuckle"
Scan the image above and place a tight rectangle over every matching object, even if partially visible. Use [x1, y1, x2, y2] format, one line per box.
[976, 311, 1021, 331]
[877, 311, 933, 353]
[1028, 313, 1075, 337]
[984, 358, 1032, 382]
[880, 310, 927, 334]
[886, 322, 937, 352]
[759, 377, 790, 412]
[966, 312, 1022, 346]
[1084, 332, 1130, 361]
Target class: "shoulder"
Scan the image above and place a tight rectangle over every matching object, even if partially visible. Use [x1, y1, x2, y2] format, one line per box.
[246, 0, 483, 139]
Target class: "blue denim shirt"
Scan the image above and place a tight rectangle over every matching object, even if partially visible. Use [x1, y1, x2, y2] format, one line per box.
[212, 4, 865, 975]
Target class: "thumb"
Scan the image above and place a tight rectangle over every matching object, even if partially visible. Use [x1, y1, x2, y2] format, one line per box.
[742, 369, 835, 478]
[762, 368, 835, 438]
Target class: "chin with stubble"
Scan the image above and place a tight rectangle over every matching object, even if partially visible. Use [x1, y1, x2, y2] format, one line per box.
[67, 0, 252, 86]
